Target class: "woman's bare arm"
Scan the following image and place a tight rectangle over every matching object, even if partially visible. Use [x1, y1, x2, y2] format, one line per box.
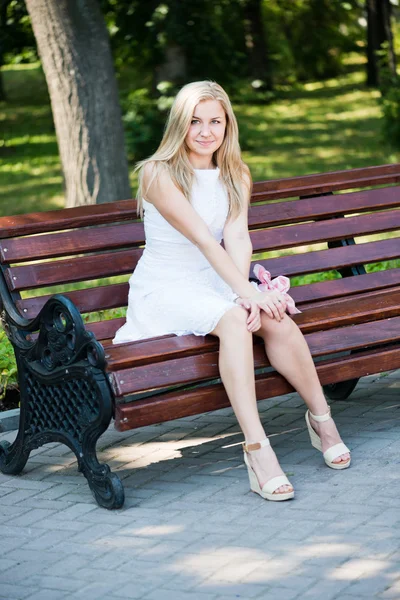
[143, 163, 257, 299]
[223, 172, 253, 279]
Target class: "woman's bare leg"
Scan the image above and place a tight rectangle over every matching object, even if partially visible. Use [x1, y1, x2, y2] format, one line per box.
[254, 313, 350, 464]
[210, 306, 293, 494]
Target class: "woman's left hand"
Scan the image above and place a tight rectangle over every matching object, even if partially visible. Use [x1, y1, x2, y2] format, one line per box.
[235, 297, 261, 332]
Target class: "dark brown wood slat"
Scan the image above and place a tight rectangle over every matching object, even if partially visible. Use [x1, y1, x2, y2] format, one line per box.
[0, 199, 139, 239]
[251, 164, 400, 201]
[27, 319, 126, 343]
[86, 317, 126, 342]
[3, 189, 399, 264]
[248, 187, 400, 227]
[16, 282, 130, 319]
[299, 284, 400, 311]
[0, 222, 145, 263]
[290, 269, 400, 304]
[5, 198, 400, 263]
[7, 236, 399, 293]
[6, 248, 143, 291]
[295, 287, 400, 332]
[105, 287, 400, 373]
[251, 209, 400, 253]
[3, 186, 399, 264]
[114, 345, 400, 429]
[110, 316, 400, 395]
[17, 267, 400, 322]
[256, 237, 400, 278]
[105, 332, 218, 367]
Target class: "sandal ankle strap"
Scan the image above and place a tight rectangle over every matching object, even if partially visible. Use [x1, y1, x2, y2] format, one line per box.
[308, 408, 331, 422]
[242, 438, 270, 453]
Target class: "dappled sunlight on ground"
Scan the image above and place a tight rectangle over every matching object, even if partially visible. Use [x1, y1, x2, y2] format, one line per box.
[0, 371, 399, 597]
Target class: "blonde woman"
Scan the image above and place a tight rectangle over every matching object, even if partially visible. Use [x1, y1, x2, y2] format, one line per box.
[113, 81, 350, 501]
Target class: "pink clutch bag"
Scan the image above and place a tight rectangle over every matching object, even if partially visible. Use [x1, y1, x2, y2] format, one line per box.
[253, 264, 301, 315]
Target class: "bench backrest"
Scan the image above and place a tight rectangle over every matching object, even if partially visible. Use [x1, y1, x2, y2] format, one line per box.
[0, 164, 399, 344]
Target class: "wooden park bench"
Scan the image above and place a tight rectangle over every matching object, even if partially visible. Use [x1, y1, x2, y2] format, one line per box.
[0, 163, 399, 509]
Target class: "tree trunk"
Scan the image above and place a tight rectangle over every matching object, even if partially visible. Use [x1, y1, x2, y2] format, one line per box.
[25, 0, 131, 207]
[366, 0, 396, 87]
[244, 0, 273, 90]
[0, 0, 9, 102]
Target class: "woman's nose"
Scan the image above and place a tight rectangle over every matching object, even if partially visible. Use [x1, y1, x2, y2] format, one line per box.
[201, 125, 211, 137]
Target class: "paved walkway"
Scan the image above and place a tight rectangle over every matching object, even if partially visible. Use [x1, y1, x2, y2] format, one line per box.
[0, 370, 399, 600]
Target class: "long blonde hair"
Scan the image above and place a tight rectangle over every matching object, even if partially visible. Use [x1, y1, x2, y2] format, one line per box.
[135, 80, 251, 219]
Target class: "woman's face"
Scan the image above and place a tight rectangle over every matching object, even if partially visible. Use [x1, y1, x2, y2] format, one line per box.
[185, 99, 226, 165]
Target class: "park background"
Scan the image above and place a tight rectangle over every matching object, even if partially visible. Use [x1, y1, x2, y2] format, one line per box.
[0, 0, 400, 403]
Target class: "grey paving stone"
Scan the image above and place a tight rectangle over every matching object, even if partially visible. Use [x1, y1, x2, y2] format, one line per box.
[5, 508, 58, 527]
[143, 590, 217, 600]
[345, 575, 394, 597]
[28, 575, 86, 592]
[25, 591, 68, 600]
[0, 557, 18, 572]
[0, 583, 37, 599]
[299, 578, 353, 599]
[191, 581, 273, 598]
[380, 579, 400, 598]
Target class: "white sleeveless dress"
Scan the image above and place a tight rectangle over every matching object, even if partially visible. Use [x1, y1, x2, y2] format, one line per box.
[112, 167, 238, 344]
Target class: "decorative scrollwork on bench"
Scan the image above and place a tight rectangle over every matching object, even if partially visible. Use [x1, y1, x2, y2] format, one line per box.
[0, 292, 124, 509]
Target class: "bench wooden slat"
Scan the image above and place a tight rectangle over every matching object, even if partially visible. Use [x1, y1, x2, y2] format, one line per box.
[87, 317, 126, 341]
[3, 188, 399, 264]
[16, 267, 400, 322]
[110, 316, 400, 395]
[114, 344, 400, 429]
[248, 186, 400, 227]
[290, 269, 400, 304]
[16, 282, 130, 319]
[251, 209, 400, 253]
[6, 249, 142, 291]
[251, 164, 400, 201]
[98, 285, 400, 364]
[258, 237, 399, 278]
[6, 236, 399, 292]
[92, 282, 400, 344]
[295, 287, 400, 330]
[0, 199, 138, 239]
[0, 222, 145, 263]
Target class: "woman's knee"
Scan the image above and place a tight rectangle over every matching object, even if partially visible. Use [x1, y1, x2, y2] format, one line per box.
[256, 312, 295, 340]
[211, 306, 249, 338]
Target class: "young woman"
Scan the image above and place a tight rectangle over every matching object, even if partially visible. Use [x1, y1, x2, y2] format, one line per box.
[113, 80, 350, 502]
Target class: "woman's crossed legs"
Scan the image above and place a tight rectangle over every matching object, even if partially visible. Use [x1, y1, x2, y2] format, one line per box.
[210, 306, 350, 497]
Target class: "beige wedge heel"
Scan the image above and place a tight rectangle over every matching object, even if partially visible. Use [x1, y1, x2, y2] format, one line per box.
[242, 439, 294, 502]
[305, 409, 351, 470]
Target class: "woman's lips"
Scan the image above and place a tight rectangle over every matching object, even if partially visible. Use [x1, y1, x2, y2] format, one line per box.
[196, 140, 214, 146]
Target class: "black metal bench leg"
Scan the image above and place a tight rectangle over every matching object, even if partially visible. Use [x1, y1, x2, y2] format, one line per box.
[0, 364, 124, 509]
[0, 295, 125, 509]
[0, 431, 30, 475]
[323, 378, 359, 400]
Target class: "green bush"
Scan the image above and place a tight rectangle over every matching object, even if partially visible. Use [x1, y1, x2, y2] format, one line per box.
[122, 82, 176, 161]
[380, 75, 400, 149]
[0, 329, 18, 400]
[381, 84, 400, 147]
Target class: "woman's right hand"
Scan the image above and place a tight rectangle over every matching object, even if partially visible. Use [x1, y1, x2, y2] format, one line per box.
[249, 290, 287, 322]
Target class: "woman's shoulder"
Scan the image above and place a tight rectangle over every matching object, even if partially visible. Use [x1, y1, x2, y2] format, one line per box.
[142, 160, 169, 184]
[141, 161, 173, 204]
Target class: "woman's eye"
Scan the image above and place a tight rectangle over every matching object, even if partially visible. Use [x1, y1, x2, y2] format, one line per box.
[191, 119, 200, 124]
[212, 120, 220, 124]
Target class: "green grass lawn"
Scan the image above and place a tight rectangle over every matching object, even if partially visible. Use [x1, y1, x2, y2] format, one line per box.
[1, 56, 399, 216]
